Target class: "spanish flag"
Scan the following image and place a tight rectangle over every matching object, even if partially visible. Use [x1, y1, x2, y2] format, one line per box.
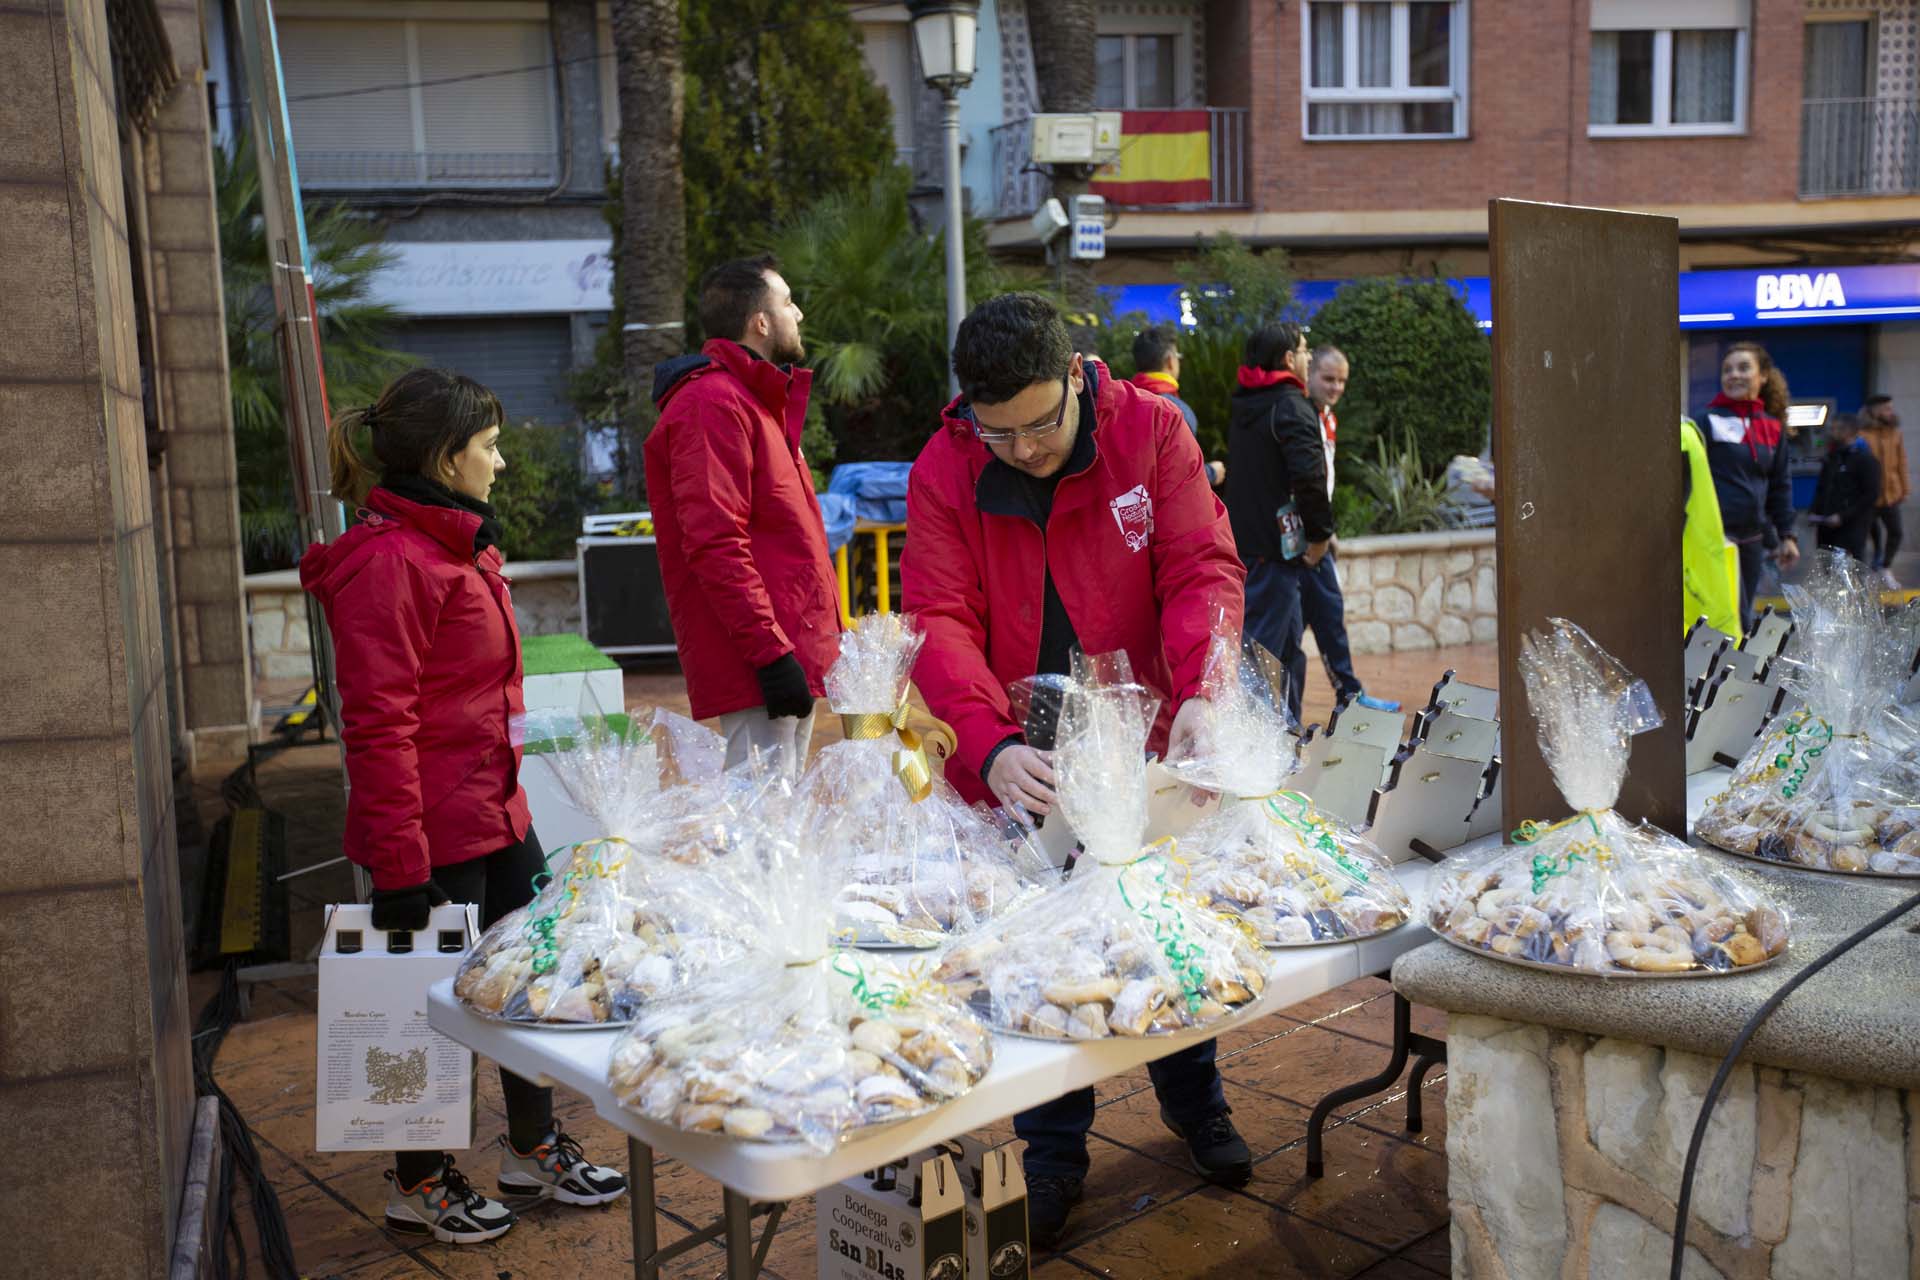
[1091, 110, 1212, 205]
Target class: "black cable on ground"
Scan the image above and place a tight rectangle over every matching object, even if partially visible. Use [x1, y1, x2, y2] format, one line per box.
[1670, 887, 1920, 1278]
[196, 960, 300, 1279]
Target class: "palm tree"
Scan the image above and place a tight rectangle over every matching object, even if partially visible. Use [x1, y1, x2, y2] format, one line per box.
[768, 170, 1018, 463]
[217, 137, 413, 570]
[1026, 0, 1099, 323]
[612, 0, 686, 497]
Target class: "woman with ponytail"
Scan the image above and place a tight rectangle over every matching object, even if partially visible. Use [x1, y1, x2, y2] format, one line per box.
[1698, 342, 1800, 625]
[300, 368, 626, 1243]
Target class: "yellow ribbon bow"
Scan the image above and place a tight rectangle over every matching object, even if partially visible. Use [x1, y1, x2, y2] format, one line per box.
[841, 698, 934, 802]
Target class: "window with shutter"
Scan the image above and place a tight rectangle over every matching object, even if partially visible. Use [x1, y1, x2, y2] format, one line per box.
[390, 317, 576, 427]
[1587, 0, 1749, 136]
[278, 14, 558, 190]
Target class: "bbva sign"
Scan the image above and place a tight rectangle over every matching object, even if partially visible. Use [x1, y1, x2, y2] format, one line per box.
[1755, 272, 1848, 312]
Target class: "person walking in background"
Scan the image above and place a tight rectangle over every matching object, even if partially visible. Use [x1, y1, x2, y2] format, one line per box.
[1130, 324, 1226, 487]
[644, 255, 840, 770]
[1223, 323, 1328, 719]
[1811, 413, 1883, 566]
[1299, 345, 1399, 712]
[1698, 342, 1799, 625]
[1862, 394, 1908, 588]
[903, 293, 1251, 1251]
[302, 368, 627, 1245]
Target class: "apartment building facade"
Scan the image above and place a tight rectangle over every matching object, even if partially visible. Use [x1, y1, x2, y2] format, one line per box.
[985, 0, 1920, 419]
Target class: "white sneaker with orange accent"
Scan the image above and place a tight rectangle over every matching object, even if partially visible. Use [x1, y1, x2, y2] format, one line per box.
[496, 1127, 628, 1206]
[383, 1158, 517, 1243]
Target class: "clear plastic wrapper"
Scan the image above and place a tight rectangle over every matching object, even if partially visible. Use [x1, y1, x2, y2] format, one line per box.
[1427, 619, 1790, 975]
[1166, 628, 1412, 946]
[606, 770, 993, 1152]
[455, 709, 742, 1025]
[934, 653, 1272, 1037]
[801, 614, 1046, 946]
[1696, 553, 1920, 876]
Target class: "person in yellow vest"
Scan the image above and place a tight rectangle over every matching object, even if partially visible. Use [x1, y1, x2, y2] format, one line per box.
[1681, 416, 1743, 639]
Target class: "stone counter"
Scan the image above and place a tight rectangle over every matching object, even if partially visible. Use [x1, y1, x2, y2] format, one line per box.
[1393, 780, 1920, 1279]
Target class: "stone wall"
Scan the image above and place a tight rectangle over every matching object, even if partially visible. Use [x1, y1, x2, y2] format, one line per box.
[248, 559, 581, 686]
[1446, 1013, 1918, 1280]
[1320, 530, 1498, 656]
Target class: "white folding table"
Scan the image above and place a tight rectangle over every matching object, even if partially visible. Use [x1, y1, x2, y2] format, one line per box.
[428, 863, 1439, 1278]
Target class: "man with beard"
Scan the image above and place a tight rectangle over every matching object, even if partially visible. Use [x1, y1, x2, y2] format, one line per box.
[645, 255, 840, 767]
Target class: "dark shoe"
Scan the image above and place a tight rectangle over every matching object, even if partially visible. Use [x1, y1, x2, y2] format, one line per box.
[1024, 1173, 1084, 1251]
[1160, 1106, 1253, 1187]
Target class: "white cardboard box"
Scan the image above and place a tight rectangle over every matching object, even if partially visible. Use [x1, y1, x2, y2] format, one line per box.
[945, 1137, 1030, 1280]
[316, 903, 480, 1152]
[818, 1151, 967, 1280]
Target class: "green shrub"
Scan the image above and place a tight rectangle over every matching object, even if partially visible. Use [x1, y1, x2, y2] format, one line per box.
[1347, 433, 1457, 535]
[1307, 278, 1490, 469]
[1331, 482, 1378, 540]
[491, 422, 593, 561]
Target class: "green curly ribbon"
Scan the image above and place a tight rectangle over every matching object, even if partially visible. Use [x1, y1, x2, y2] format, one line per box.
[1265, 791, 1369, 884]
[521, 841, 628, 977]
[1771, 713, 1833, 802]
[829, 952, 941, 1013]
[1115, 855, 1210, 1015]
[1527, 838, 1613, 894]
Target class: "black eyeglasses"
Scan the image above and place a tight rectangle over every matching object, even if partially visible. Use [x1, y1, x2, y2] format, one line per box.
[972, 374, 1071, 446]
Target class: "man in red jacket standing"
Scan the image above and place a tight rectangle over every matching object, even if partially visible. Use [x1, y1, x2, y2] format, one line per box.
[644, 256, 840, 768]
[902, 293, 1251, 1250]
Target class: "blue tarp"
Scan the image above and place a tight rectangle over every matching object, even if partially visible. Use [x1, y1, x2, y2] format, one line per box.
[828, 462, 912, 525]
[817, 492, 858, 554]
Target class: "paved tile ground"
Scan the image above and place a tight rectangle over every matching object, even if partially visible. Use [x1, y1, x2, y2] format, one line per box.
[204, 645, 1493, 1279]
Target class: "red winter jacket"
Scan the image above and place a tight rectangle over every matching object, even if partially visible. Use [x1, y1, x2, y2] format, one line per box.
[299, 488, 530, 891]
[644, 339, 841, 719]
[902, 361, 1246, 804]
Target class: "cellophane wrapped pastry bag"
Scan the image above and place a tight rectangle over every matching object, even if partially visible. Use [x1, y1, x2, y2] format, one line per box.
[934, 652, 1272, 1037]
[1696, 552, 1920, 876]
[454, 709, 745, 1025]
[801, 613, 1044, 947]
[1165, 625, 1411, 947]
[1428, 619, 1789, 975]
[606, 767, 992, 1152]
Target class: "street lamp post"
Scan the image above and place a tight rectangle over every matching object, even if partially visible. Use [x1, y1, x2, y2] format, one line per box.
[906, 0, 980, 397]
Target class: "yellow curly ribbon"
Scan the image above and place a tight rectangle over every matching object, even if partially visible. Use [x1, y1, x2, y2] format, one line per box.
[1264, 791, 1371, 884]
[1528, 838, 1613, 894]
[841, 698, 934, 803]
[830, 951, 946, 1011]
[1511, 810, 1604, 845]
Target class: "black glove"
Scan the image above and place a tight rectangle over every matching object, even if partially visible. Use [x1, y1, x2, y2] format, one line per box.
[370, 879, 450, 932]
[756, 652, 815, 721]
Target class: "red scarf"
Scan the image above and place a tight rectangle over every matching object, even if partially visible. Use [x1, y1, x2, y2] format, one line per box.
[1130, 370, 1179, 396]
[1237, 366, 1305, 390]
[1707, 392, 1783, 459]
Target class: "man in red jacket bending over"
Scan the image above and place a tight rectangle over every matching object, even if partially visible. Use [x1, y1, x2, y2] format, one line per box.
[902, 293, 1251, 1250]
[644, 255, 840, 768]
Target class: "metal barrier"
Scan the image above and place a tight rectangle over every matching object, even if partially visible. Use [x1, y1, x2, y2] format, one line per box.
[1799, 98, 1920, 198]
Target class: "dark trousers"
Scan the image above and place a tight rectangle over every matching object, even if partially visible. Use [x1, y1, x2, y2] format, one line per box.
[1013, 1039, 1226, 1180]
[395, 825, 554, 1187]
[1244, 557, 1307, 720]
[1297, 550, 1363, 700]
[1735, 539, 1769, 633]
[1872, 505, 1904, 569]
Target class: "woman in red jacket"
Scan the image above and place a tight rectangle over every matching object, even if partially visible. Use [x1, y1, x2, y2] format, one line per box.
[301, 368, 625, 1243]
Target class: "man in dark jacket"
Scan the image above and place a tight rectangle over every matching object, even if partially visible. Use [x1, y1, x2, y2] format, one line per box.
[643, 255, 841, 769]
[1811, 413, 1883, 564]
[1224, 322, 1328, 717]
[902, 293, 1251, 1251]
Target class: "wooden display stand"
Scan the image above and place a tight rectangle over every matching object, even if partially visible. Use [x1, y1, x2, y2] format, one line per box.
[1489, 199, 1686, 836]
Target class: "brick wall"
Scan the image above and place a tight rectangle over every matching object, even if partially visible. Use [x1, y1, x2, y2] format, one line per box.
[0, 2, 198, 1275]
[1237, 0, 1807, 217]
[148, 0, 252, 762]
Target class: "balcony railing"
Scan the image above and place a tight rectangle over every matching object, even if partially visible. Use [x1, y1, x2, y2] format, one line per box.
[1800, 98, 1920, 198]
[296, 150, 562, 191]
[989, 107, 1250, 220]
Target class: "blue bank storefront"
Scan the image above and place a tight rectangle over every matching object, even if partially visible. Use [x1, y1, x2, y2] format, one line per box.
[1110, 263, 1920, 506]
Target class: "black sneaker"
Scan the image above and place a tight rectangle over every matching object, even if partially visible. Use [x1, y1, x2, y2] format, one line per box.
[1160, 1106, 1253, 1187]
[1024, 1173, 1084, 1251]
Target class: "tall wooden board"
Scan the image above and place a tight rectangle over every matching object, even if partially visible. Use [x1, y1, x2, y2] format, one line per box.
[1490, 199, 1686, 837]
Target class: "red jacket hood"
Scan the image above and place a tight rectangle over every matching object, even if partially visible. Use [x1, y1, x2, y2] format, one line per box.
[1237, 366, 1306, 392]
[1707, 392, 1778, 423]
[300, 486, 496, 601]
[656, 338, 815, 449]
